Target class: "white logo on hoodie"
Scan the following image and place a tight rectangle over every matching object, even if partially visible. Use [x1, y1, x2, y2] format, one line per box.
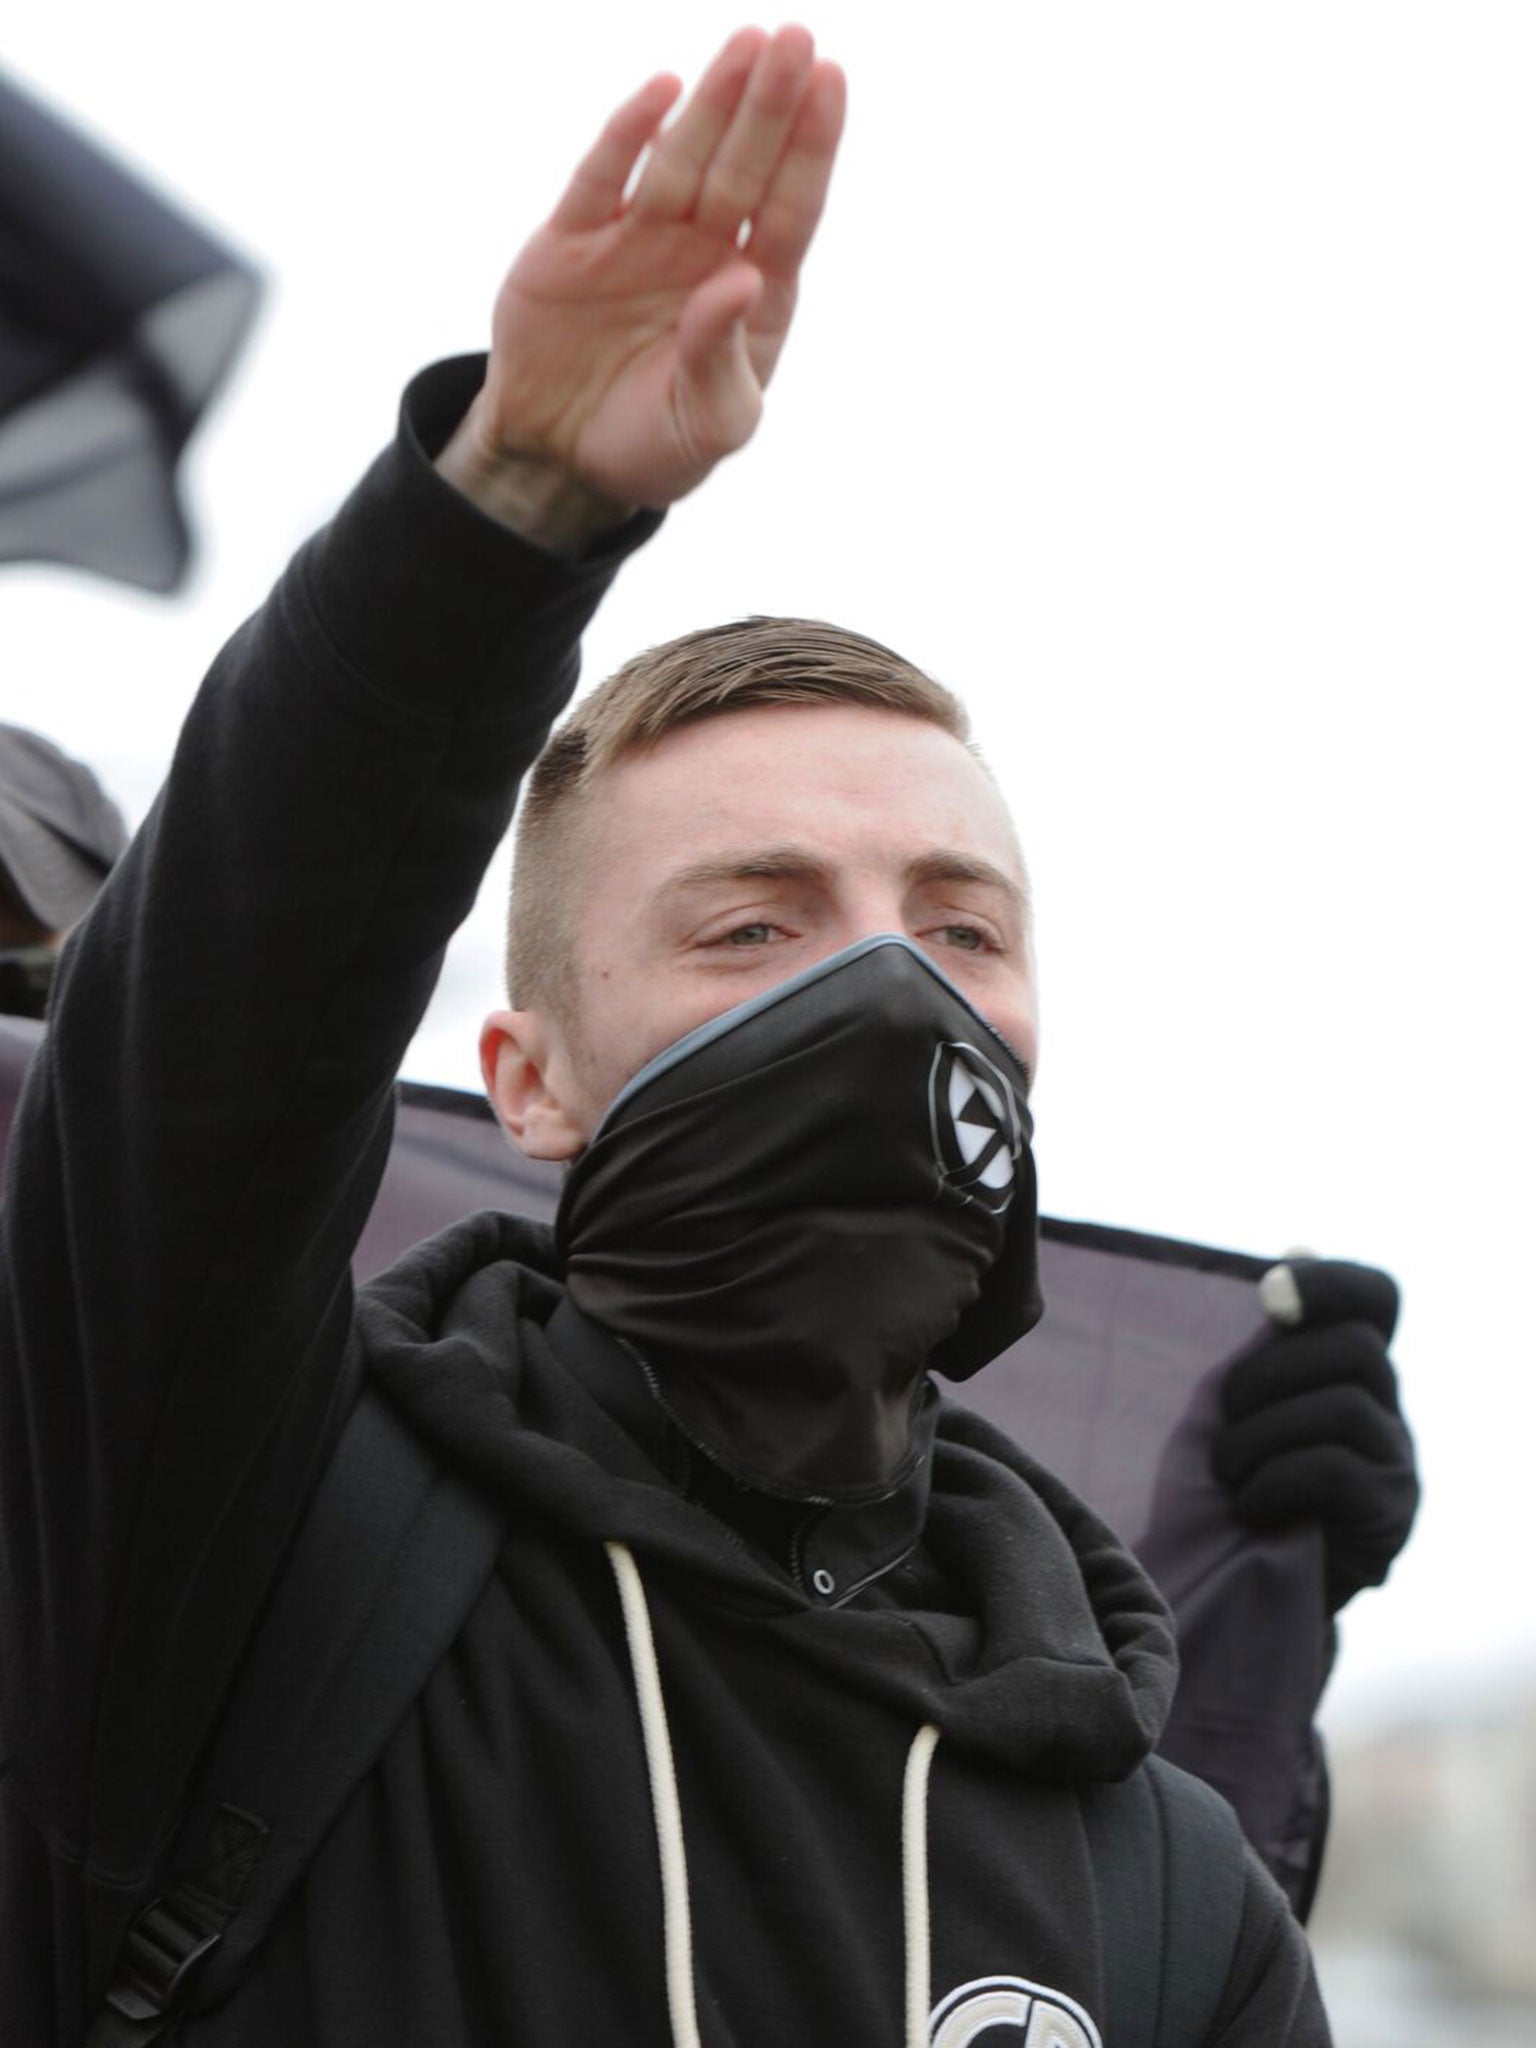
[930, 1973, 1101, 2047]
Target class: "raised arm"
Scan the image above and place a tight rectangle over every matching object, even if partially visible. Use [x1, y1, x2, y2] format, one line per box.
[0, 24, 844, 1900]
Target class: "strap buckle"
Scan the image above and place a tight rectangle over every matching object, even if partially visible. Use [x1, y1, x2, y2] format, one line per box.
[105, 1893, 223, 2023]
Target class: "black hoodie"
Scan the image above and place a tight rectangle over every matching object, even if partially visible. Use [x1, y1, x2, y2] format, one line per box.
[0, 360, 1329, 2046]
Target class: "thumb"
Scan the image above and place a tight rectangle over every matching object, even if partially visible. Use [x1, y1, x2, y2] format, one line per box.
[1258, 1257, 1400, 1342]
[675, 262, 767, 453]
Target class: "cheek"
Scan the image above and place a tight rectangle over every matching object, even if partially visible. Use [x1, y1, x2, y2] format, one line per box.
[564, 973, 696, 1125]
[1021, 1013, 1041, 1082]
[986, 981, 1040, 1081]
[556, 976, 631, 1123]
[1007, 1013, 1040, 1080]
[564, 1023, 639, 1129]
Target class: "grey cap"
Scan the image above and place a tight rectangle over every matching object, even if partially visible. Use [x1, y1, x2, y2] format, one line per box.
[0, 724, 130, 933]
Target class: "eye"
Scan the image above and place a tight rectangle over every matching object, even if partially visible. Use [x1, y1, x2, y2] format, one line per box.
[933, 923, 994, 954]
[723, 922, 776, 947]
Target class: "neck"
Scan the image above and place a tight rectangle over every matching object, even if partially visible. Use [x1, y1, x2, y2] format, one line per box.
[545, 1295, 938, 1605]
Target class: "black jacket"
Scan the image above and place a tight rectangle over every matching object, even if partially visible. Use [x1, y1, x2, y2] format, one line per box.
[0, 359, 1329, 2046]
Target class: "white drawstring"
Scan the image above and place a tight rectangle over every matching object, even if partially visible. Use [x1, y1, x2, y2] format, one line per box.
[606, 1540, 704, 2048]
[605, 1538, 942, 2048]
[902, 1721, 942, 2048]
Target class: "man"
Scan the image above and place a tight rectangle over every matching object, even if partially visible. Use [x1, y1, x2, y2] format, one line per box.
[1, 27, 1332, 2044]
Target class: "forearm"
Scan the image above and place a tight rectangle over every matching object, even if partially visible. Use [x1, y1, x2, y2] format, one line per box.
[0, 354, 656, 1853]
[45, 354, 644, 1384]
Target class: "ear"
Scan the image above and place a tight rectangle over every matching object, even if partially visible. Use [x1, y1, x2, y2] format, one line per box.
[480, 1009, 591, 1162]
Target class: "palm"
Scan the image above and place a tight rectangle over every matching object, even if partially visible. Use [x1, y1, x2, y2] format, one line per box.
[475, 28, 842, 509]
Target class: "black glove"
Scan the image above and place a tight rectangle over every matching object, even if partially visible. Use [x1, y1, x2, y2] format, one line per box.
[1211, 1258, 1419, 1612]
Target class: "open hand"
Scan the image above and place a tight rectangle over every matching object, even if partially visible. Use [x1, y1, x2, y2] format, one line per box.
[446, 26, 845, 525]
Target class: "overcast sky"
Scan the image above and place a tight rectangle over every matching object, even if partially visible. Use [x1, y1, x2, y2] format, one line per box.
[5, 2, 1533, 1730]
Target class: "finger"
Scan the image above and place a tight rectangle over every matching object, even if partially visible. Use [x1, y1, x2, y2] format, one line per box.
[693, 26, 819, 240]
[549, 72, 684, 231]
[675, 263, 767, 452]
[628, 27, 769, 221]
[1223, 1442, 1419, 1548]
[1259, 1257, 1400, 1340]
[739, 61, 844, 389]
[742, 59, 847, 287]
[1221, 1320, 1400, 1423]
[677, 262, 766, 383]
[1212, 1384, 1411, 1490]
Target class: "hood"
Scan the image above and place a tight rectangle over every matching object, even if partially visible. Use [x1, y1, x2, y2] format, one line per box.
[360, 1210, 1177, 1782]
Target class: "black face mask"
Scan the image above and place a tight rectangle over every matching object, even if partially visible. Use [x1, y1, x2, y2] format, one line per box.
[556, 935, 1042, 1503]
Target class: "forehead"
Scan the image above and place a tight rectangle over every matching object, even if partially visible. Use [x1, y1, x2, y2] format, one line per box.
[583, 702, 1026, 883]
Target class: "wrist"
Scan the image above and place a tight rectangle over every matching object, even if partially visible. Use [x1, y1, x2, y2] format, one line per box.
[435, 393, 635, 557]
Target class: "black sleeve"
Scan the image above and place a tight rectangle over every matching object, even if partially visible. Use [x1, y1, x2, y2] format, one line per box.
[0, 354, 657, 1886]
[1207, 1847, 1334, 2046]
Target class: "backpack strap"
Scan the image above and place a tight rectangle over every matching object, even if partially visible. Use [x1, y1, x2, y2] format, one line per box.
[1084, 1754, 1248, 2048]
[1149, 1757, 1249, 2047]
[89, 1381, 504, 2045]
[1083, 1765, 1162, 2048]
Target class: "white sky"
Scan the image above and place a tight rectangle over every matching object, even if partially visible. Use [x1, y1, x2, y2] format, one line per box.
[4, 1, 1533, 1731]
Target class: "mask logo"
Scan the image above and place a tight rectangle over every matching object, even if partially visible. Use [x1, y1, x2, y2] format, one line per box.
[930, 1975, 1101, 2046]
[929, 1041, 1023, 1214]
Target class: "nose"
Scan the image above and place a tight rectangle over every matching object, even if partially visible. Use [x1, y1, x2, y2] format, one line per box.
[831, 883, 909, 953]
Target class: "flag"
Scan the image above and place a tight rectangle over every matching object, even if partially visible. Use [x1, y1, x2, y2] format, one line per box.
[0, 71, 261, 593]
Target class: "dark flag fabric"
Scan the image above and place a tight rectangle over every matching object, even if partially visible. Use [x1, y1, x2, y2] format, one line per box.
[0, 71, 260, 593]
[0, 1022, 1330, 1901]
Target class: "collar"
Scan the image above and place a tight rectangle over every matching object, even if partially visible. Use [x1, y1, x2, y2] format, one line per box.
[546, 1296, 935, 1607]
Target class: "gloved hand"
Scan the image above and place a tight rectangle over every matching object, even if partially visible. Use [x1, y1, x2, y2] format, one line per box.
[1211, 1258, 1419, 1612]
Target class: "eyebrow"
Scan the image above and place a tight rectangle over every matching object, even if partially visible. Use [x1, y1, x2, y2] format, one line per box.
[903, 850, 1030, 919]
[657, 846, 1030, 920]
[659, 848, 833, 894]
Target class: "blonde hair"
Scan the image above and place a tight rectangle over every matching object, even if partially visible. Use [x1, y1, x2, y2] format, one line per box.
[507, 616, 970, 1011]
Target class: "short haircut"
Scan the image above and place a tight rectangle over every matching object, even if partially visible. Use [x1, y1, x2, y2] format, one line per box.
[506, 615, 971, 1012]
